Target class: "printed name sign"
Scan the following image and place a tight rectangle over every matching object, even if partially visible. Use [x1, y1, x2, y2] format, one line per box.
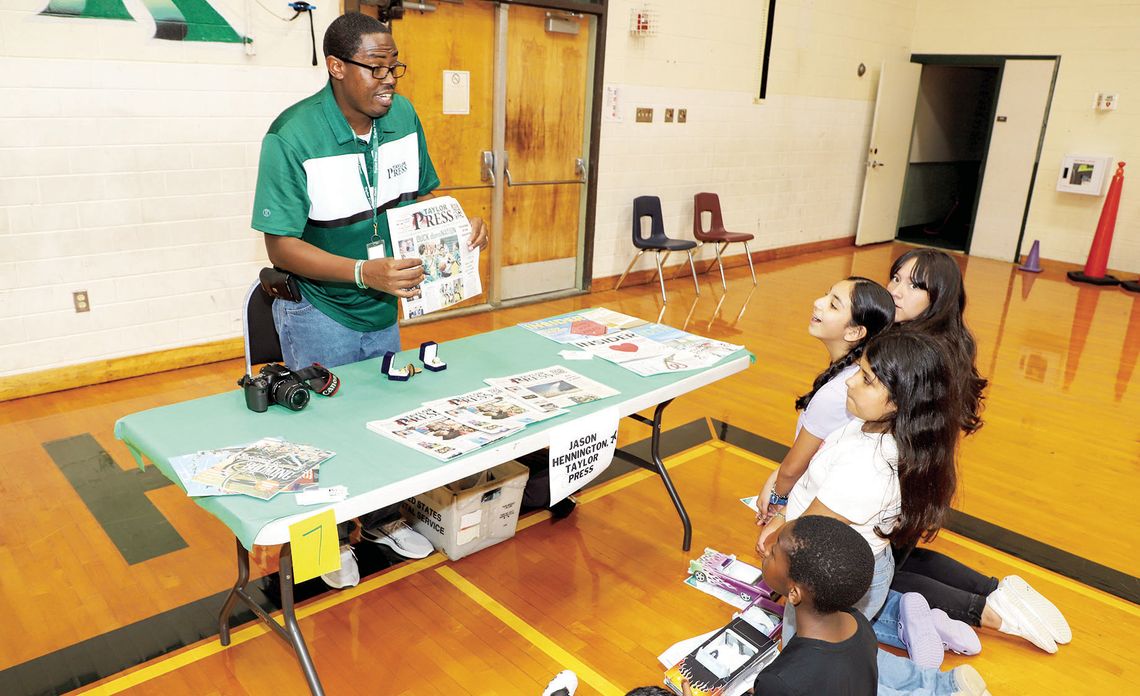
[547, 407, 619, 504]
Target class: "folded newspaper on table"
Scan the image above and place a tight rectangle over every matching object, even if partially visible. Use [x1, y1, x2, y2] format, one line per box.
[367, 406, 507, 461]
[190, 437, 334, 500]
[609, 324, 744, 377]
[485, 365, 620, 409]
[519, 307, 647, 343]
[387, 195, 482, 320]
[424, 386, 563, 436]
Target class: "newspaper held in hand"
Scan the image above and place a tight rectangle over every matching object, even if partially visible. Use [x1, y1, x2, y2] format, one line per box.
[367, 406, 507, 461]
[424, 386, 563, 435]
[190, 438, 334, 500]
[387, 195, 482, 320]
[485, 365, 620, 410]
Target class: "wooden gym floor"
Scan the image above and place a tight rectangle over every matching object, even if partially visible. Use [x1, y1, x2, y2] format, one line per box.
[0, 242, 1137, 694]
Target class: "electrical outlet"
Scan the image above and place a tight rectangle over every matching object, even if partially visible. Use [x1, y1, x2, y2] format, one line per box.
[664, 108, 674, 123]
[73, 290, 90, 313]
[636, 107, 653, 123]
[677, 108, 687, 123]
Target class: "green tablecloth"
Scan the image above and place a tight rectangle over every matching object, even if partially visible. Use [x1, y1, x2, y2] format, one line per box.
[115, 325, 752, 549]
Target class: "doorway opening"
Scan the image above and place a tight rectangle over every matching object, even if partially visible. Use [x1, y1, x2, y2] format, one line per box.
[896, 62, 1000, 252]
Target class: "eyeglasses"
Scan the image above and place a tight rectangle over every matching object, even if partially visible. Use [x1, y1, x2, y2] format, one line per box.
[339, 57, 407, 80]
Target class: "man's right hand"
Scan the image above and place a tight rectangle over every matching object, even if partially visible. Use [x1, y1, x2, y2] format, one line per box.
[362, 257, 425, 298]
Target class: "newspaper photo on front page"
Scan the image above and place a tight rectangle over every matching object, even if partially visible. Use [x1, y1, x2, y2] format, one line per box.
[367, 406, 506, 461]
[387, 196, 482, 320]
[485, 366, 620, 409]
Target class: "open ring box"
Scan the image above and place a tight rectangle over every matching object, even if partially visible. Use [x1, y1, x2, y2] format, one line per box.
[381, 351, 420, 381]
[419, 341, 447, 372]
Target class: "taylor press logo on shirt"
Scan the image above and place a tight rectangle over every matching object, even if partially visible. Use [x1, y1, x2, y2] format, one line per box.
[387, 161, 408, 179]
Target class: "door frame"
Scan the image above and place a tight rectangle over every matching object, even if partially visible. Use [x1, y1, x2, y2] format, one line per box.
[909, 54, 1058, 259]
[499, 0, 608, 298]
[345, 0, 609, 306]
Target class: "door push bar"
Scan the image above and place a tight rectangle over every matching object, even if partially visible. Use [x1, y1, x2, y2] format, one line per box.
[502, 152, 588, 187]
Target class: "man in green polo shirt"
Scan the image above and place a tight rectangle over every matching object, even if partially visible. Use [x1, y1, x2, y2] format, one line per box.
[251, 11, 488, 587]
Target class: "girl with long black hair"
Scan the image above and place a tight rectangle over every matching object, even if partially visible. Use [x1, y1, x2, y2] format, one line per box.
[756, 277, 895, 523]
[881, 248, 1071, 662]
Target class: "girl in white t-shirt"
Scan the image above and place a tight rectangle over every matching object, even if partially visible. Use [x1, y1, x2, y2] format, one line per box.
[757, 330, 961, 649]
[756, 276, 894, 524]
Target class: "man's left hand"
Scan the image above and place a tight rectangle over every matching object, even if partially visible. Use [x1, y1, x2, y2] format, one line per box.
[468, 217, 489, 251]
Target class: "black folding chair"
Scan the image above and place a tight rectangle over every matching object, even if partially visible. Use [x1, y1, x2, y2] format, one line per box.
[242, 279, 283, 376]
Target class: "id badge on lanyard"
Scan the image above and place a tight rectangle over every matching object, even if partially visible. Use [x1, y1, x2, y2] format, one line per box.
[358, 124, 387, 261]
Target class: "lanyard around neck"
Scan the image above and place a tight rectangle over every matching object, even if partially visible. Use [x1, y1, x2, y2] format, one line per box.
[356, 124, 380, 242]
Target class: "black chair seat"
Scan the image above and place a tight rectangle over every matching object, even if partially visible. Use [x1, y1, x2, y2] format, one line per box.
[636, 237, 698, 252]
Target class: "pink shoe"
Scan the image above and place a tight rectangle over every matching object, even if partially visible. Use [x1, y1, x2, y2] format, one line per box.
[931, 608, 981, 655]
[898, 593, 944, 669]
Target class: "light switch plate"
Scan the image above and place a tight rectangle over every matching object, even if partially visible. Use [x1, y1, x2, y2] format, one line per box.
[636, 107, 653, 123]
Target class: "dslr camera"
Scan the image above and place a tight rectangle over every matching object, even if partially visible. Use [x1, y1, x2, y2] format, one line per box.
[239, 363, 311, 413]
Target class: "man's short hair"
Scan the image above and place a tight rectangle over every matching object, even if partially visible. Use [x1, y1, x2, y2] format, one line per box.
[625, 688, 673, 696]
[323, 11, 390, 60]
[785, 516, 874, 613]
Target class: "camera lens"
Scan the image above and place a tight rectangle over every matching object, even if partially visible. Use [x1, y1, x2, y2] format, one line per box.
[271, 378, 310, 411]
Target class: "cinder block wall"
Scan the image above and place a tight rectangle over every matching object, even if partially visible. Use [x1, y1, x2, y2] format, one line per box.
[592, 0, 917, 279]
[0, 1, 331, 375]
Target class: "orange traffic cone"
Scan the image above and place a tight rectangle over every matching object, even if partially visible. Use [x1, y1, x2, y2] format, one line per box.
[1068, 162, 1125, 286]
[1018, 240, 1043, 273]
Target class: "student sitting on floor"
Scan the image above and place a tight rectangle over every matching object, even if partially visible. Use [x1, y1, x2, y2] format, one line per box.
[752, 515, 878, 695]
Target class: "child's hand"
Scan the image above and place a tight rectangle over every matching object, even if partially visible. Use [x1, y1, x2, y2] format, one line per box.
[756, 470, 779, 521]
[682, 679, 694, 696]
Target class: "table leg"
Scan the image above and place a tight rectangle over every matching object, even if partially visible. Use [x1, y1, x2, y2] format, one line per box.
[217, 536, 249, 646]
[279, 543, 326, 696]
[621, 399, 692, 551]
[216, 537, 325, 695]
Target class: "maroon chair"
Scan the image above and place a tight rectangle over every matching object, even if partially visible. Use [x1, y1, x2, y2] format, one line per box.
[690, 192, 757, 289]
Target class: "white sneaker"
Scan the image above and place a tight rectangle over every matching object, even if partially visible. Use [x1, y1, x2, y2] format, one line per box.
[950, 664, 990, 696]
[320, 545, 359, 589]
[541, 670, 578, 696]
[988, 581, 1058, 653]
[998, 575, 1071, 644]
[362, 519, 434, 559]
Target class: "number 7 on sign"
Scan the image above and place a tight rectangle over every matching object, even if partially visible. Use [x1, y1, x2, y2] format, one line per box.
[289, 509, 339, 583]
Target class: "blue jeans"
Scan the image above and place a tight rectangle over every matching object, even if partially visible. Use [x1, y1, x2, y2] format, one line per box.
[783, 546, 895, 646]
[272, 295, 401, 370]
[876, 649, 961, 695]
[272, 295, 403, 539]
[872, 590, 906, 650]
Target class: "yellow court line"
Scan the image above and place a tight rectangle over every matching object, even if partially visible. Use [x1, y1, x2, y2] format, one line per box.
[715, 441, 1140, 616]
[80, 553, 446, 695]
[80, 442, 719, 693]
[436, 566, 624, 696]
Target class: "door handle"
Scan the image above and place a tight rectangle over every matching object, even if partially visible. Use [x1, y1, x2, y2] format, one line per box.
[503, 151, 588, 187]
[480, 150, 496, 187]
[868, 160, 886, 169]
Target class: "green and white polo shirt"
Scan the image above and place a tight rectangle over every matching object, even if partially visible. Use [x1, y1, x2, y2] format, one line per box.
[252, 81, 440, 332]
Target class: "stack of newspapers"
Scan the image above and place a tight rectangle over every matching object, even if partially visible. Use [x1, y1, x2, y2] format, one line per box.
[519, 308, 744, 376]
[169, 437, 333, 500]
[366, 366, 618, 461]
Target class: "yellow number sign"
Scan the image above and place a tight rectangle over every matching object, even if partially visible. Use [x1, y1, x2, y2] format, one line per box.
[288, 509, 339, 583]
